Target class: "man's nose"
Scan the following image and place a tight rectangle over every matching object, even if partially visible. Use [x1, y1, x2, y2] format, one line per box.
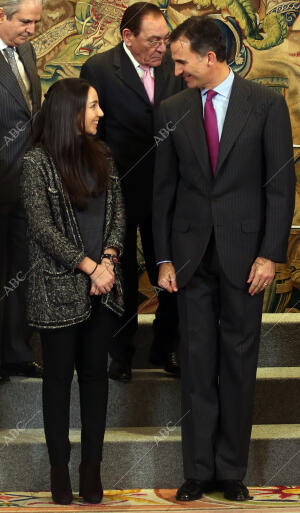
[156, 40, 167, 53]
[174, 64, 182, 76]
[26, 22, 36, 35]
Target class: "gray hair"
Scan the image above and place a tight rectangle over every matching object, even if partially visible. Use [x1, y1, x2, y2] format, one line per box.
[0, 0, 43, 19]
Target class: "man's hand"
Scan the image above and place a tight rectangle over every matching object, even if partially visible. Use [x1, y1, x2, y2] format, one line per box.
[158, 262, 178, 293]
[247, 257, 275, 296]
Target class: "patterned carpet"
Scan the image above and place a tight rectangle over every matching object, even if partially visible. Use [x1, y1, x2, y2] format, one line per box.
[0, 488, 300, 512]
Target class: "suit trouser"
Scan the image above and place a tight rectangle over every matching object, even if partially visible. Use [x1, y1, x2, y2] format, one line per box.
[40, 300, 114, 466]
[177, 235, 263, 481]
[0, 203, 14, 368]
[2, 207, 34, 364]
[109, 216, 178, 364]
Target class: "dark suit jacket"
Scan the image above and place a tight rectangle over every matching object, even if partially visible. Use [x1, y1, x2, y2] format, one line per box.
[0, 42, 41, 204]
[153, 74, 295, 289]
[80, 42, 184, 223]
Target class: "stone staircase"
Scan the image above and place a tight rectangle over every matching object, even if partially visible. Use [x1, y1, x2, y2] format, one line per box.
[0, 313, 299, 491]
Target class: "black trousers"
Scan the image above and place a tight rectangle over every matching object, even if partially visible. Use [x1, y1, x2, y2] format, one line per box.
[0, 204, 13, 368]
[40, 300, 115, 466]
[2, 207, 34, 364]
[109, 216, 178, 364]
[177, 234, 263, 481]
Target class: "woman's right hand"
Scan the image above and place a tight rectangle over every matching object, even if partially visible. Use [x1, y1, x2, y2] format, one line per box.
[90, 261, 115, 295]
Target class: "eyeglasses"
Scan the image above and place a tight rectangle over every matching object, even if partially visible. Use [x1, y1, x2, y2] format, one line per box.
[144, 35, 170, 47]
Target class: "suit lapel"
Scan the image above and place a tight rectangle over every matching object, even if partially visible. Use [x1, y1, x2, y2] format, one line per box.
[0, 51, 30, 113]
[154, 60, 167, 103]
[113, 43, 150, 105]
[215, 74, 252, 175]
[181, 88, 212, 182]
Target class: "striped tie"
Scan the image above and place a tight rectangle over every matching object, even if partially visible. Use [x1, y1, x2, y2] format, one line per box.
[4, 46, 31, 111]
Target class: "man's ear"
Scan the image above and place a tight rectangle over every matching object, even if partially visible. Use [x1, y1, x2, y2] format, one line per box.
[122, 28, 134, 47]
[207, 51, 217, 66]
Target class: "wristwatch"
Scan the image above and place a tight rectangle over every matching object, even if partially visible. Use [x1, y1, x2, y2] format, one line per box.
[101, 253, 118, 267]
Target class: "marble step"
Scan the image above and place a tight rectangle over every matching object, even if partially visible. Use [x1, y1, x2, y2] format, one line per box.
[0, 424, 299, 490]
[0, 368, 300, 429]
[132, 313, 300, 368]
[31, 314, 300, 369]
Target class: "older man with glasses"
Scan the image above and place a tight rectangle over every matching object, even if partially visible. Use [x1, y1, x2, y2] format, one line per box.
[81, 2, 184, 382]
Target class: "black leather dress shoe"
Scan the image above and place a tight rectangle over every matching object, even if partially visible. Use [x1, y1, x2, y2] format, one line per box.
[176, 479, 214, 501]
[149, 346, 180, 377]
[164, 352, 180, 377]
[108, 359, 131, 382]
[217, 480, 252, 501]
[5, 361, 43, 378]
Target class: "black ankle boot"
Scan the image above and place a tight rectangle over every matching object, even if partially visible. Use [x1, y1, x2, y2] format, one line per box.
[79, 462, 103, 503]
[50, 464, 73, 505]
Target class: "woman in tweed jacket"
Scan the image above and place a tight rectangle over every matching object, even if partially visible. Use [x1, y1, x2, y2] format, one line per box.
[20, 78, 125, 505]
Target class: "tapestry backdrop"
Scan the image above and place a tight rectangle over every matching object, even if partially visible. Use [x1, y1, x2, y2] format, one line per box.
[31, 0, 300, 313]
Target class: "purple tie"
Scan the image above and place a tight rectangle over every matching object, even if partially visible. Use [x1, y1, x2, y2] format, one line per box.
[204, 90, 219, 174]
[140, 65, 154, 104]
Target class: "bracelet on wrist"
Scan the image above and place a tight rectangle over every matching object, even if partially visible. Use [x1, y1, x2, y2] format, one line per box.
[101, 253, 118, 267]
[88, 262, 98, 277]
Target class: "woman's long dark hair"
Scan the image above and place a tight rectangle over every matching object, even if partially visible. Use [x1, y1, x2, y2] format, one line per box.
[32, 78, 111, 210]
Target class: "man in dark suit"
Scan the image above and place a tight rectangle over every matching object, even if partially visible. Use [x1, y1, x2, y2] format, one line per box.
[81, 2, 184, 381]
[153, 17, 295, 501]
[0, 0, 42, 382]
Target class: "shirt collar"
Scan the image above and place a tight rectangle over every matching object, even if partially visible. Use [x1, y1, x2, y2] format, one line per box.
[0, 37, 16, 52]
[201, 68, 234, 99]
[123, 42, 142, 71]
[0, 37, 8, 52]
[122, 41, 154, 74]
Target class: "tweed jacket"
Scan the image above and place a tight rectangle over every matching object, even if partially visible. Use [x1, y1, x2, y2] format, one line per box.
[20, 145, 125, 330]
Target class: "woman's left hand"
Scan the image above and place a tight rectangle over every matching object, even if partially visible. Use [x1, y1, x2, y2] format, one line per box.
[90, 283, 102, 295]
[89, 260, 115, 295]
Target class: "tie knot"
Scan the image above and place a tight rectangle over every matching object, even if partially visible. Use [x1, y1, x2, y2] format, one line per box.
[206, 89, 217, 102]
[140, 65, 150, 73]
[4, 46, 14, 56]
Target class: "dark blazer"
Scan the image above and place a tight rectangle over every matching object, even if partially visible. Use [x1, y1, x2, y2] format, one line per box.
[20, 145, 125, 329]
[0, 42, 41, 204]
[153, 74, 295, 289]
[80, 43, 184, 223]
